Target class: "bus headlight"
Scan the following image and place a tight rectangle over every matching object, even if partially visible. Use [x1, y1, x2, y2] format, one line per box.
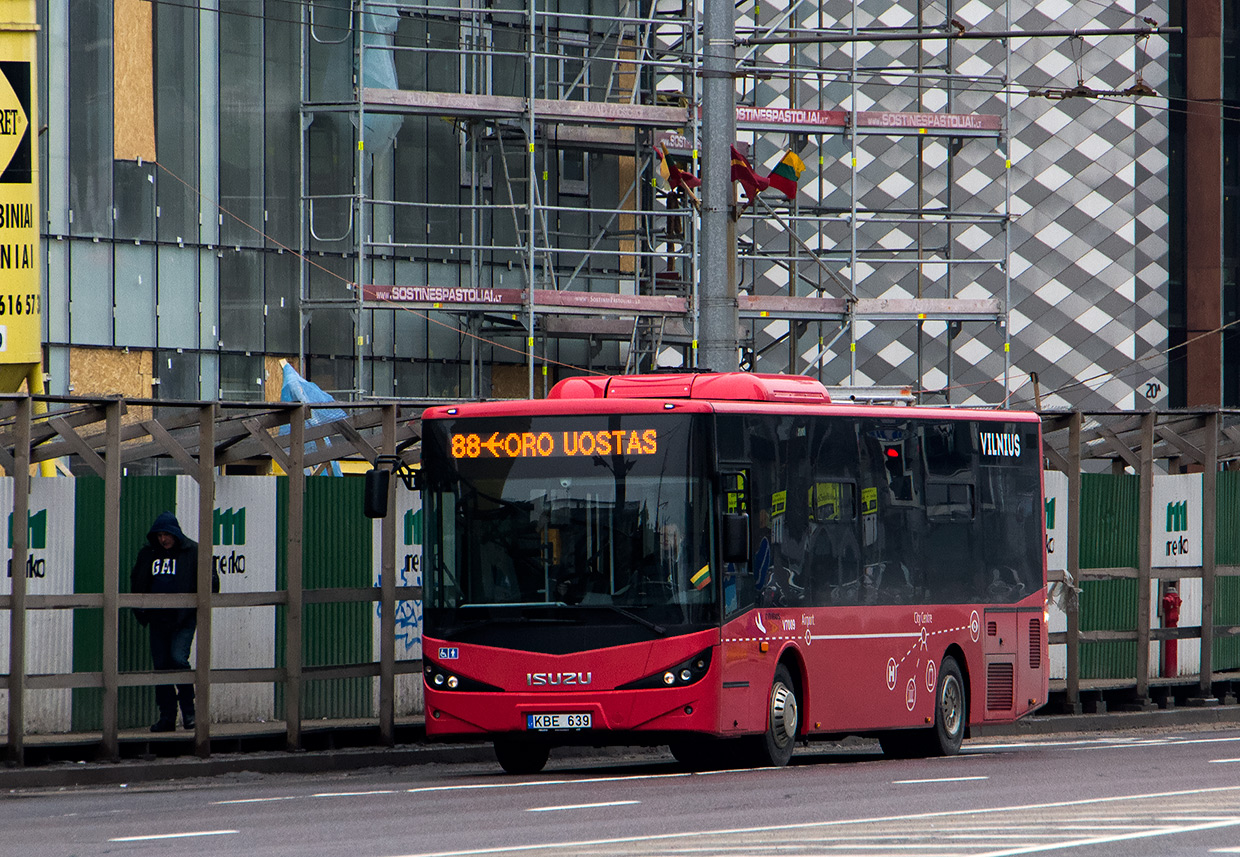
[619, 648, 713, 690]
[424, 662, 502, 693]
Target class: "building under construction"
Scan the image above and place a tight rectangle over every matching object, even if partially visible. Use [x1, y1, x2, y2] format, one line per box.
[37, 1, 1172, 409]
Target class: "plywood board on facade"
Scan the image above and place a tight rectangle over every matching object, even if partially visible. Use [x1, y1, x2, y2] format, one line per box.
[113, 0, 156, 162]
[265, 355, 296, 403]
[70, 346, 153, 400]
[491, 364, 544, 399]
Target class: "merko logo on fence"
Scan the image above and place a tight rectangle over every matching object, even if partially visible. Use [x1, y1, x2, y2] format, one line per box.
[6, 508, 46, 578]
[1151, 474, 1202, 567]
[213, 506, 247, 575]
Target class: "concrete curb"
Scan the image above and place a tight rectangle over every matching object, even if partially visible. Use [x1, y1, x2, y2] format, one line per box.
[5, 706, 1240, 790]
[969, 702, 1240, 737]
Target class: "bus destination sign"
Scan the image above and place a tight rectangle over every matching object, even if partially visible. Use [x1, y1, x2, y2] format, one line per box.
[451, 428, 659, 460]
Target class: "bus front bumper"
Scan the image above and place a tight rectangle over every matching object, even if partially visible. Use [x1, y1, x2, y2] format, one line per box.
[424, 686, 721, 738]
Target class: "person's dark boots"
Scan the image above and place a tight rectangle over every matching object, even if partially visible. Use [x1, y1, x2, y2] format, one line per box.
[150, 718, 176, 733]
[182, 714, 195, 729]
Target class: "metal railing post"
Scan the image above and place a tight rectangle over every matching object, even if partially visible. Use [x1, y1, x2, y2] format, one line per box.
[1065, 411, 1082, 712]
[195, 404, 216, 757]
[102, 399, 123, 760]
[379, 405, 397, 745]
[285, 405, 306, 750]
[1133, 410, 1155, 707]
[1196, 411, 1219, 704]
[6, 397, 32, 765]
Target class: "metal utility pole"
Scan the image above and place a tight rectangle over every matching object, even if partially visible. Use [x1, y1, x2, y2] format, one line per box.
[698, 0, 739, 373]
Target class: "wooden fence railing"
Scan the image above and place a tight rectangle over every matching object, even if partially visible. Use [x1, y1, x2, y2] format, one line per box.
[0, 394, 424, 765]
[5, 398, 1240, 765]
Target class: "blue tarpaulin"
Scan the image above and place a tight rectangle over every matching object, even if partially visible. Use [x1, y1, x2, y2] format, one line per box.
[280, 360, 346, 475]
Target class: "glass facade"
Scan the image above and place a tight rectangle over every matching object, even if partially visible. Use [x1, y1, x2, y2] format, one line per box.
[34, 2, 1170, 409]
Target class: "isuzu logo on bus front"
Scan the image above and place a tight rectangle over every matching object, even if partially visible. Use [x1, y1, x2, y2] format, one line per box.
[527, 671, 593, 686]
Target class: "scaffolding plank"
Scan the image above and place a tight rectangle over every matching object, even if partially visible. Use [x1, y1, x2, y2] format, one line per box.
[361, 89, 1002, 137]
[738, 296, 1001, 321]
[362, 88, 688, 128]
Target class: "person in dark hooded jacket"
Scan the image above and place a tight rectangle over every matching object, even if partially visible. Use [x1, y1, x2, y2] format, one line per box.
[130, 512, 219, 732]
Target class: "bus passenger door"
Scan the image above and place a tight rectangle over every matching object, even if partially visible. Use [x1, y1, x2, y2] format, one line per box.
[719, 471, 765, 734]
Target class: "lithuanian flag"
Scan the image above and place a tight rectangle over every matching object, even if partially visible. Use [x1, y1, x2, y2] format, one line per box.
[691, 564, 712, 590]
[768, 150, 806, 200]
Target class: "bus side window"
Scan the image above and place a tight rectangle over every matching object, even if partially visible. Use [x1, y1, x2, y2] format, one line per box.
[807, 480, 860, 605]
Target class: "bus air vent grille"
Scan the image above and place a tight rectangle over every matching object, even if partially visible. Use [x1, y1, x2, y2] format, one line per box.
[1029, 618, 1042, 669]
[987, 621, 997, 637]
[986, 662, 1014, 711]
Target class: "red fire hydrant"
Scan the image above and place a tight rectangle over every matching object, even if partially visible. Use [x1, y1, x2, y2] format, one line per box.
[1161, 583, 1182, 678]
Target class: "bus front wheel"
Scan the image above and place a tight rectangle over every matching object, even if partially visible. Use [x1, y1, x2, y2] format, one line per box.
[747, 663, 799, 767]
[494, 738, 550, 774]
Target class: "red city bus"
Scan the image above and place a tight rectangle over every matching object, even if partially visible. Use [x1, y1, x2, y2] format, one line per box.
[419, 373, 1048, 773]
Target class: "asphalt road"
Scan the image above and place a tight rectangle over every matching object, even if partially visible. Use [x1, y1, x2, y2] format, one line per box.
[4, 727, 1240, 857]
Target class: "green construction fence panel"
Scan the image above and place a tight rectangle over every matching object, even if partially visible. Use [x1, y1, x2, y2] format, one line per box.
[72, 476, 178, 731]
[1077, 473, 1140, 681]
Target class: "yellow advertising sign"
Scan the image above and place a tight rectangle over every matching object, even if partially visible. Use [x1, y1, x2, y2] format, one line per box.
[0, 6, 42, 380]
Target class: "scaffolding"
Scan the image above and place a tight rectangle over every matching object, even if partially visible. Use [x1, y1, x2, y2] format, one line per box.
[300, 0, 1014, 403]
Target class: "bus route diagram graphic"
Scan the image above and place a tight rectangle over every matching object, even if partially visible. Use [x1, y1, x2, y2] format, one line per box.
[885, 610, 980, 710]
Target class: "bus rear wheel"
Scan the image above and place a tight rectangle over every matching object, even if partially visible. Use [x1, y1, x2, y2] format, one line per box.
[746, 664, 799, 767]
[880, 655, 966, 759]
[494, 738, 551, 774]
[928, 656, 966, 756]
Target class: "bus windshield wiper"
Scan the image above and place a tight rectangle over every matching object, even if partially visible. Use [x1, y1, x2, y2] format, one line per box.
[446, 612, 577, 636]
[596, 604, 667, 636]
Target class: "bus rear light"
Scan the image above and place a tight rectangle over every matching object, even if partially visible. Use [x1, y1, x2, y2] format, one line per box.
[619, 648, 712, 690]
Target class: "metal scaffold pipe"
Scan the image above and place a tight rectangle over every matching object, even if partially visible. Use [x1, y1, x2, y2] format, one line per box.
[698, 0, 739, 373]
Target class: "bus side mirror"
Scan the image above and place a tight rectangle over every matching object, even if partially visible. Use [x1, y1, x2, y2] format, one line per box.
[363, 468, 391, 518]
[363, 454, 421, 519]
[722, 513, 749, 563]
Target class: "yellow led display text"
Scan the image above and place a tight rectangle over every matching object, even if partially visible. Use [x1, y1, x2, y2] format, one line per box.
[451, 429, 659, 459]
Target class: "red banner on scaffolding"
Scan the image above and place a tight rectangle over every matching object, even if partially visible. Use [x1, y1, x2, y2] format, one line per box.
[735, 106, 847, 129]
[362, 285, 688, 314]
[854, 111, 1003, 131]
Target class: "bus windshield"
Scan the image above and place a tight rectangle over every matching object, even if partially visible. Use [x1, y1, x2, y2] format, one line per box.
[422, 413, 716, 648]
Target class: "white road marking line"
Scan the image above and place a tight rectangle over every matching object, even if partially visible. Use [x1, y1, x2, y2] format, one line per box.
[1210, 758, 1240, 764]
[385, 784, 1240, 857]
[966, 818, 1240, 857]
[526, 800, 640, 812]
[1052, 825, 1154, 830]
[109, 831, 238, 842]
[212, 770, 697, 806]
[1210, 848, 1240, 853]
[312, 790, 398, 797]
[893, 776, 989, 784]
[974, 735, 1240, 752]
